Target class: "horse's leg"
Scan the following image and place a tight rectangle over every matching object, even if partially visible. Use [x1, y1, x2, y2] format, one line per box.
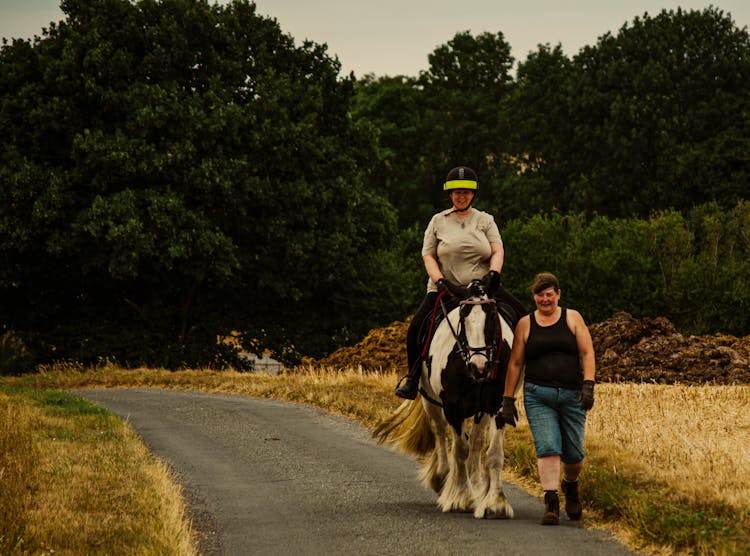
[436, 416, 473, 513]
[419, 399, 449, 494]
[473, 417, 514, 519]
[467, 415, 490, 498]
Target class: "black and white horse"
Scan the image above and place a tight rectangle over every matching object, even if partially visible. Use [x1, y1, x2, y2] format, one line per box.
[373, 276, 520, 518]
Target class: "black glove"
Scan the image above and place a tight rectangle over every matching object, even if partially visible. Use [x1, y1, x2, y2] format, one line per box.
[581, 380, 595, 410]
[436, 278, 448, 293]
[482, 270, 501, 292]
[501, 396, 518, 427]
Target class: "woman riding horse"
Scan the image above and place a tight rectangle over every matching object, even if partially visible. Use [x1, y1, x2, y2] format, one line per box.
[396, 165, 526, 400]
[374, 275, 518, 517]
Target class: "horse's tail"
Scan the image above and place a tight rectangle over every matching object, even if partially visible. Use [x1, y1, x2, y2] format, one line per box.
[371, 395, 435, 457]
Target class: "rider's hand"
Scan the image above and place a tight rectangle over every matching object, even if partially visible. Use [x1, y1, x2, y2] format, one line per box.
[436, 278, 448, 293]
[581, 380, 595, 410]
[483, 270, 501, 292]
[501, 396, 518, 427]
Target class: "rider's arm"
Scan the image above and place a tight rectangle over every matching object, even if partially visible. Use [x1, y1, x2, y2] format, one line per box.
[504, 315, 529, 397]
[489, 242, 504, 274]
[422, 253, 444, 284]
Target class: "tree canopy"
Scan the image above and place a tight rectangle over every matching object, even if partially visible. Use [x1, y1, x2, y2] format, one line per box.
[3, 3, 750, 371]
[564, 7, 750, 216]
[355, 7, 750, 223]
[351, 6, 750, 336]
[352, 30, 517, 227]
[0, 0, 409, 367]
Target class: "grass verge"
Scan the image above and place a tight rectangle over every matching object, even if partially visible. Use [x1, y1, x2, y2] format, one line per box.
[0, 384, 196, 555]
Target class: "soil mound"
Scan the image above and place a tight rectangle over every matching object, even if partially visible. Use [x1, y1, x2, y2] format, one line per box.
[313, 312, 750, 385]
[310, 317, 411, 372]
[590, 312, 750, 384]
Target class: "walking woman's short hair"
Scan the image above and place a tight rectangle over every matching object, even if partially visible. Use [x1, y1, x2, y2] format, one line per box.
[531, 272, 560, 294]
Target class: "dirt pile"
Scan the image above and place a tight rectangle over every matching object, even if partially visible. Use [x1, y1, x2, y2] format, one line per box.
[591, 312, 750, 384]
[310, 317, 411, 372]
[313, 312, 750, 385]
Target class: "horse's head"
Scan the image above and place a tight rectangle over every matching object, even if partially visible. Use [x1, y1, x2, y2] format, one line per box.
[448, 280, 499, 379]
[429, 278, 514, 432]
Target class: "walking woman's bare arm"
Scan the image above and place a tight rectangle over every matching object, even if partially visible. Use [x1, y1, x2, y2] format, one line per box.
[568, 309, 596, 381]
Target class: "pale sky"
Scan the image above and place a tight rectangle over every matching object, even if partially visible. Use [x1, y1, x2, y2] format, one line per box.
[2, 0, 749, 77]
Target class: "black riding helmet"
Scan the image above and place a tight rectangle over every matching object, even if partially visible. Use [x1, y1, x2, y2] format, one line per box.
[443, 166, 478, 191]
[444, 166, 478, 212]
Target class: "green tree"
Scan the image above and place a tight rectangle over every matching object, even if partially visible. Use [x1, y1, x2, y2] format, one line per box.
[677, 202, 750, 334]
[350, 31, 522, 311]
[499, 43, 574, 220]
[503, 206, 750, 335]
[353, 31, 518, 227]
[351, 75, 433, 227]
[563, 7, 750, 216]
[418, 31, 516, 212]
[0, 0, 407, 367]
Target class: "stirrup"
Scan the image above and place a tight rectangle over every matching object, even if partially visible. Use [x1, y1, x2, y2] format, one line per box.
[395, 376, 419, 400]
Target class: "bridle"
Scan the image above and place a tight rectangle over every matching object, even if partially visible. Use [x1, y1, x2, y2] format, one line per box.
[418, 279, 507, 409]
[441, 295, 503, 380]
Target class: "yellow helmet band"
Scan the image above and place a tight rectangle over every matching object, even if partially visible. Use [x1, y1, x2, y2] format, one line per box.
[444, 179, 478, 190]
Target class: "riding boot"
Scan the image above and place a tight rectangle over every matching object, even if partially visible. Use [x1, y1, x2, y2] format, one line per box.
[541, 490, 560, 525]
[395, 359, 421, 400]
[562, 478, 582, 520]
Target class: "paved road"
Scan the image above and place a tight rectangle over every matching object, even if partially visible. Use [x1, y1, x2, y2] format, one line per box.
[73, 389, 636, 556]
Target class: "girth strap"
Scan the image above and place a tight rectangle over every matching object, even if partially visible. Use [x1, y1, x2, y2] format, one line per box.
[418, 386, 444, 408]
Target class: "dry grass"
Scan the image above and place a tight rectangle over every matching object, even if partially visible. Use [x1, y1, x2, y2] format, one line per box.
[0, 394, 38, 553]
[0, 386, 196, 555]
[3, 364, 749, 555]
[30, 363, 404, 428]
[502, 383, 750, 512]
[588, 383, 750, 510]
[506, 383, 750, 555]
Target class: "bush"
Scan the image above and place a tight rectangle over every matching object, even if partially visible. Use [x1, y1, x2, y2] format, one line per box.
[502, 201, 750, 335]
[0, 331, 34, 375]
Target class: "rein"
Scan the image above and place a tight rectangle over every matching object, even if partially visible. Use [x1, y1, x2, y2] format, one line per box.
[419, 291, 506, 409]
[445, 298, 503, 379]
[420, 290, 449, 359]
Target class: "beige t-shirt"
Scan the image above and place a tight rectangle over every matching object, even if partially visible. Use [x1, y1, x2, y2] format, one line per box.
[421, 208, 503, 292]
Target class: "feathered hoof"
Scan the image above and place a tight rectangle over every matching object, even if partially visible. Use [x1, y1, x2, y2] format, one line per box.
[441, 503, 473, 514]
[424, 472, 446, 494]
[473, 499, 514, 519]
[437, 494, 473, 513]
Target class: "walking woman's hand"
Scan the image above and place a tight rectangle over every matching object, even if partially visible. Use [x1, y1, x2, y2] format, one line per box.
[501, 396, 518, 427]
[581, 380, 595, 410]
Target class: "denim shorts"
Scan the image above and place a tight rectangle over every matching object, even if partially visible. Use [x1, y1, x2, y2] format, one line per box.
[523, 382, 587, 463]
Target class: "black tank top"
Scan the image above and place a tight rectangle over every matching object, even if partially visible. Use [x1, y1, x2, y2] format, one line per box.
[525, 308, 583, 389]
